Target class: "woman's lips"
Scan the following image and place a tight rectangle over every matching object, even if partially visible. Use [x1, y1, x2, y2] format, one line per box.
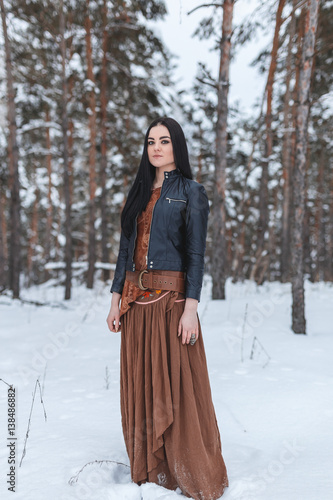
[153, 155, 162, 158]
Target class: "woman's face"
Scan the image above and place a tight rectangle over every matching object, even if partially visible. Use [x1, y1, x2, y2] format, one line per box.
[147, 124, 176, 170]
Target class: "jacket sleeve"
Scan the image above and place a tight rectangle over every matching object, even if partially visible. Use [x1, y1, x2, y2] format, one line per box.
[110, 229, 130, 294]
[185, 182, 210, 302]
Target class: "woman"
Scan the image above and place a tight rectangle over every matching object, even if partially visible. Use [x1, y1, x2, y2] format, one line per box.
[106, 117, 228, 499]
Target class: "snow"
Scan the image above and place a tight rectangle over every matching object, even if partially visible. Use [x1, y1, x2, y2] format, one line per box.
[68, 53, 83, 74]
[0, 277, 333, 499]
[113, 192, 125, 205]
[83, 79, 100, 94]
[44, 262, 116, 270]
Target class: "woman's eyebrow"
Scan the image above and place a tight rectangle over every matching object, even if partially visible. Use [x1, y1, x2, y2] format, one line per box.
[147, 136, 170, 140]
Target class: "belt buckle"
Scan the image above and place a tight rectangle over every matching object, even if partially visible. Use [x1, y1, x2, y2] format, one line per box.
[138, 269, 149, 291]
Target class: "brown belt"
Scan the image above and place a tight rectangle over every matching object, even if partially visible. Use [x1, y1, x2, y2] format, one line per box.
[126, 269, 186, 294]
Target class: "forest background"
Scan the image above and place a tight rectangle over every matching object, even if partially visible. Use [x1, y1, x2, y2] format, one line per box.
[0, 0, 332, 332]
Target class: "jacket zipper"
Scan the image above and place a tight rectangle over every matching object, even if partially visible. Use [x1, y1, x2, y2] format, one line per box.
[166, 197, 186, 204]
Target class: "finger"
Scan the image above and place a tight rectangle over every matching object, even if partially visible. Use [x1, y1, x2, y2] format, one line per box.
[109, 316, 117, 333]
[107, 317, 114, 332]
[184, 330, 191, 345]
[178, 320, 182, 337]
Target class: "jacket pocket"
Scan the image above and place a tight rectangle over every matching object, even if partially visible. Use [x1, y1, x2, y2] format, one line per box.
[165, 197, 187, 204]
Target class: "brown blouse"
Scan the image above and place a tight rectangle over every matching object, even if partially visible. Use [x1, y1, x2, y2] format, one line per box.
[119, 186, 185, 318]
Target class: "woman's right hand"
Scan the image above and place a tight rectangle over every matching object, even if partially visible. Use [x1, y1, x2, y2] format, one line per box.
[106, 292, 121, 333]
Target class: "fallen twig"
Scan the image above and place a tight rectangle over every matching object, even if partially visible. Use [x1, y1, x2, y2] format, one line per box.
[68, 459, 130, 485]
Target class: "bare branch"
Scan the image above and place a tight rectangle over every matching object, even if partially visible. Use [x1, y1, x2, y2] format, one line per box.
[187, 3, 223, 16]
[195, 76, 218, 89]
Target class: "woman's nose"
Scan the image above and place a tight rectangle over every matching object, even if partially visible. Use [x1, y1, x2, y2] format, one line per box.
[154, 142, 161, 151]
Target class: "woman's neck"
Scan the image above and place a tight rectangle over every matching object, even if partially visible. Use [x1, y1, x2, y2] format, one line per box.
[153, 165, 176, 188]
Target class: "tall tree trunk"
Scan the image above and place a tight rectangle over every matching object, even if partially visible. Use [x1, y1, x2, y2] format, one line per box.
[85, 0, 97, 289]
[1, 0, 21, 298]
[27, 182, 39, 287]
[254, 0, 286, 284]
[328, 160, 333, 281]
[0, 186, 7, 290]
[211, 0, 234, 300]
[60, 0, 72, 300]
[44, 106, 53, 270]
[313, 143, 325, 282]
[67, 10, 75, 221]
[100, 0, 109, 282]
[292, 0, 319, 334]
[289, 6, 305, 281]
[266, 187, 279, 281]
[303, 144, 312, 280]
[281, 0, 297, 283]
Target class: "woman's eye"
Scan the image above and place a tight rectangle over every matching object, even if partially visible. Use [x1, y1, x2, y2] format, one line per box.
[148, 140, 169, 146]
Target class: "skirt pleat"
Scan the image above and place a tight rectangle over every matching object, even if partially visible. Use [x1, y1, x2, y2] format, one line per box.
[120, 290, 228, 499]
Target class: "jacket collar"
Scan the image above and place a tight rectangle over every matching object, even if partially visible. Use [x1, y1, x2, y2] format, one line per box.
[163, 168, 181, 180]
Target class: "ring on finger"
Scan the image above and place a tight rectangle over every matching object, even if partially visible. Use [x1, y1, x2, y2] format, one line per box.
[190, 333, 196, 345]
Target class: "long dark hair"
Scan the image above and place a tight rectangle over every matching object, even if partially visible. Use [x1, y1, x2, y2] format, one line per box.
[121, 116, 193, 238]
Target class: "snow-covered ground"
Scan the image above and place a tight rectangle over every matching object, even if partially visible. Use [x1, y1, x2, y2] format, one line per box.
[0, 276, 332, 500]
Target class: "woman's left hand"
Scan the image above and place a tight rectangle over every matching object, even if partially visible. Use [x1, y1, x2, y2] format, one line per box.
[178, 299, 199, 345]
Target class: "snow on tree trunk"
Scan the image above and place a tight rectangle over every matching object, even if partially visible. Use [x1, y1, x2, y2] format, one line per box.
[292, 0, 320, 334]
[60, 0, 72, 300]
[211, 0, 234, 300]
[85, 0, 97, 290]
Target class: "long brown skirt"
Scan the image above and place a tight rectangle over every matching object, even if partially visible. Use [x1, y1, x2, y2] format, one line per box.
[120, 290, 228, 499]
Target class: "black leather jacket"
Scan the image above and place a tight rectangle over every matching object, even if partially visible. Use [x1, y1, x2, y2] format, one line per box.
[110, 168, 210, 301]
